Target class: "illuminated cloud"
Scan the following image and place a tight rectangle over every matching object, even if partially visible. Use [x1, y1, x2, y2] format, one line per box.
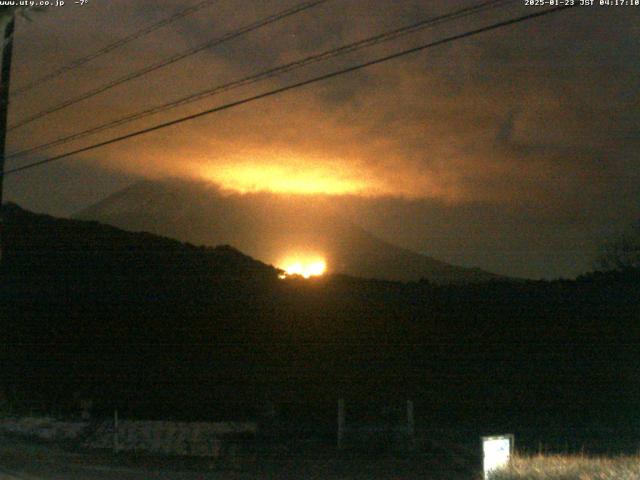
[9, 2, 639, 203]
[5, 0, 639, 278]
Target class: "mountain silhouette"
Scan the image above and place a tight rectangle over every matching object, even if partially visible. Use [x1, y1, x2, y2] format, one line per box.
[76, 179, 503, 284]
[1, 203, 638, 441]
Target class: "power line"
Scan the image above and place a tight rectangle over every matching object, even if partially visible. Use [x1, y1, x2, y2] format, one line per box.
[4, 5, 574, 177]
[9, 0, 219, 98]
[7, 0, 513, 160]
[7, 0, 330, 131]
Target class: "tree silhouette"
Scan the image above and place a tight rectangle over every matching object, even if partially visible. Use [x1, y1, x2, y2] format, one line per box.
[596, 220, 640, 271]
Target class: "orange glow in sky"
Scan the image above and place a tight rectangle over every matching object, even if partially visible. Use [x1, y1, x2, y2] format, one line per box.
[278, 257, 327, 279]
[201, 163, 369, 195]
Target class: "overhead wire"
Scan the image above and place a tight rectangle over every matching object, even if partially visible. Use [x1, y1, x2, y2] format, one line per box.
[6, 0, 514, 160]
[7, 0, 331, 131]
[9, 0, 220, 97]
[4, 5, 575, 177]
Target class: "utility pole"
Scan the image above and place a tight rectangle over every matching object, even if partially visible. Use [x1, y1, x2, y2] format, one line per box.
[113, 408, 120, 452]
[0, 14, 15, 262]
[406, 400, 415, 451]
[337, 398, 345, 450]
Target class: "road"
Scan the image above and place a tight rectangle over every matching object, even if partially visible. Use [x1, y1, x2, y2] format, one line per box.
[0, 438, 254, 480]
[0, 436, 478, 479]
[1, 465, 250, 480]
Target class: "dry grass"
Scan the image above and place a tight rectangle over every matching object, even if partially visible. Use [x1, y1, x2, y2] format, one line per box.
[490, 454, 640, 480]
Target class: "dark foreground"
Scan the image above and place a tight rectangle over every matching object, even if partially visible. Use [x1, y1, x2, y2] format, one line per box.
[0, 435, 481, 480]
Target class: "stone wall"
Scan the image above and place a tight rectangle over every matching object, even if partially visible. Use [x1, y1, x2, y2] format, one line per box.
[0, 416, 257, 457]
[86, 419, 257, 457]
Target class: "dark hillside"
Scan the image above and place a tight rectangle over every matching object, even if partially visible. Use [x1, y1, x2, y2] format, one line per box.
[1, 204, 638, 448]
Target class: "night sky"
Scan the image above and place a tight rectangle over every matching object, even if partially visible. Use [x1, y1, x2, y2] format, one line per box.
[4, 0, 639, 279]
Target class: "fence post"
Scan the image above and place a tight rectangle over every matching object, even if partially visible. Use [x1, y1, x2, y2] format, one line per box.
[406, 400, 415, 450]
[337, 398, 345, 450]
[113, 409, 119, 453]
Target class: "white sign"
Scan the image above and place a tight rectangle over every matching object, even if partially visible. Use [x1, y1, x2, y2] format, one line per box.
[482, 434, 513, 479]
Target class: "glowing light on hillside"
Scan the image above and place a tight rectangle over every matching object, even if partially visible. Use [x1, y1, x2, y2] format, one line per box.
[278, 258, 327, 279]
[201, 163, 368, 195]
